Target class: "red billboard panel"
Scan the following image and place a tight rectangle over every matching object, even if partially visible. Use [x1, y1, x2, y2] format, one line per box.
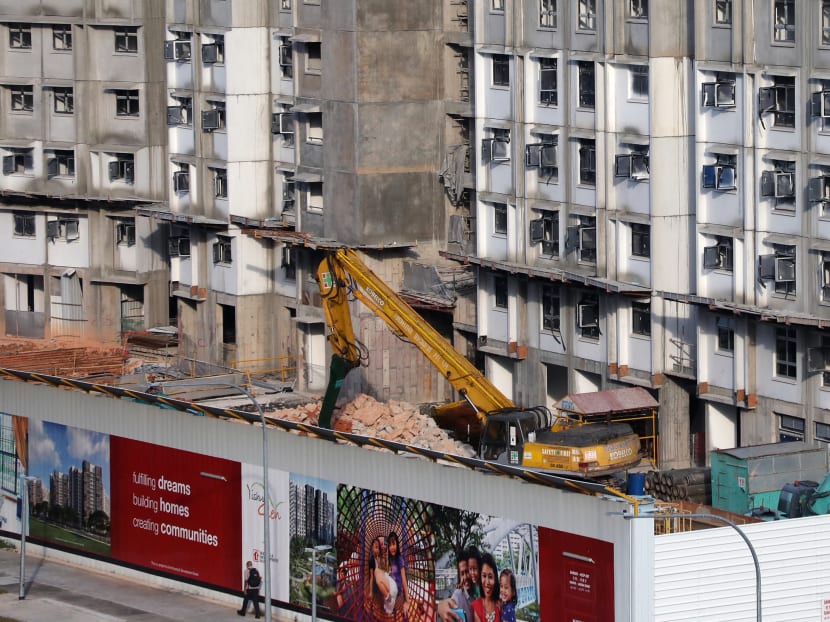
[539, 527, 614, 622]
[110, 437, 241, 589]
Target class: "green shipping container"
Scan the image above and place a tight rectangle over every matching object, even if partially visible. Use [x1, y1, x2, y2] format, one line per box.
[711, 442, 828, 515]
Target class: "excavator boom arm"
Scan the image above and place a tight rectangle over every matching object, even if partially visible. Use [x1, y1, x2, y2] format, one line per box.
[316, 249, 514, 427]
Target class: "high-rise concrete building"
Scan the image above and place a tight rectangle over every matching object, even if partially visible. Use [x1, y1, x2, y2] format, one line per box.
[2, 1, 830, 468]
[0, 2, 170, 342]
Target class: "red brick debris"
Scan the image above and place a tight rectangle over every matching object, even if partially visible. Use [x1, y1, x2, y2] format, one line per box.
[270, 393, 476, 456]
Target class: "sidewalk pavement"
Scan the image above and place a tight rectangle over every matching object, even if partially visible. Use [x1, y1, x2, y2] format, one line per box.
[0, 546, 298, 622]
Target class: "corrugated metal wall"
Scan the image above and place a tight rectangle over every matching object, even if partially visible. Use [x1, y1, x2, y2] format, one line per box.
[654, 514, 830, 621]
[0, 379, 654, 620]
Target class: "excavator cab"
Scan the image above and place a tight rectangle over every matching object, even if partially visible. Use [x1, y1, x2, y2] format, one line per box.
[479, 407, 552, 465]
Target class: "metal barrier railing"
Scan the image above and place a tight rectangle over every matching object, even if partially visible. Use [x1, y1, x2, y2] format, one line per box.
[230, 355, 297, 383]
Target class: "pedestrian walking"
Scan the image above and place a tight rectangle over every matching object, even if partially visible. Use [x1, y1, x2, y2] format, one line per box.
[238, 560, 262, 618]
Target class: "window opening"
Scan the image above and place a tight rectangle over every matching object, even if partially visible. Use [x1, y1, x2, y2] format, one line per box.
[114, 27, 138, 54]
[773, 0, 795, 43]
[53, 88, 74, 114]
[492, 55, 510, 87]
[760, 160, 796, 210]
[12, 213, 34, 237]
[632, 301, 651, 336]
[702, 154, 737, 191]
[703, 236, 734, 272]
[577, 294, 599, 339]
[52, 25, 72, 50]
[716, 316, 735, 352]
[631, 223, 650, 258]
[213, 236, 232, 264]
[577, 61, 595, 109]
[494, 274, 508, 309]
[539, 0, 556, 29]
[115, 90, 140, 116]
[758, 244, 796, 295]
[578, 139, 596, 186]
[493, 203, 507, 235]
[759, 76, 795, 128]
[542, 285, 560, 332]
[539, 58, 557, 106]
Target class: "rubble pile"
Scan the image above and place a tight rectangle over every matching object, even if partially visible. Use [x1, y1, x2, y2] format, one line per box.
[0, 338, 126, 377]
[269, 393, 476, 457]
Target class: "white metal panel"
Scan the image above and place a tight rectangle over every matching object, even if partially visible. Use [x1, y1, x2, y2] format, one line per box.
[655, 514, 830, 621]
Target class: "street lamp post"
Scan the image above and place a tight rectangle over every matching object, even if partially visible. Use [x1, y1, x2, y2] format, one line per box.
[305, 544, 332, 622]
[18, 474, 35, 600]
[147, 380, 271, 621]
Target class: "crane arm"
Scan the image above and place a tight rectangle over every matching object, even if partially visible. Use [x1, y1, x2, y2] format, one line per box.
[316, 248, 515, 428]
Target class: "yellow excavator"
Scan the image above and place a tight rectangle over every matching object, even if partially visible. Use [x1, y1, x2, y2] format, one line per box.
[316, 248, 644, 477]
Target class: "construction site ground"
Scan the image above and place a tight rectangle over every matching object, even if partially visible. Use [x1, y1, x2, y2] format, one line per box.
[0, 336, 476, 457]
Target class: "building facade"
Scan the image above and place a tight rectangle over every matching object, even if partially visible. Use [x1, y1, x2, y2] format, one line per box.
[1, 1, 830, 468]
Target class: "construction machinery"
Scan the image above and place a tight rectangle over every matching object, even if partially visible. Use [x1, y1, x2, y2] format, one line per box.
[777, 474, 830, 518]
[315, 248, 646, 477]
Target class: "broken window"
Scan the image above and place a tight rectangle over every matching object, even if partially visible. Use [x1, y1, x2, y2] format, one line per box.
[566, 215, 597, 263]
[701, 76, 736, 108]
[167, 96, 192, 126]
[632, 300, 651, 336]
[539, 58, 557, 106]
[577, 61, 595, 109]
[578, 139, 596, 185]
[213, 236, 232, 264]
[173, 163, 190, 194]
[114, 27, 138, 53]
[530, 211, 559, 257]
[202, 34, 225, 64]
[631, 223, 650, 258]
[703, 236, 734, 272]
[759, 76, 795, 128]
[492, 54, 510, 87]
[702, 154, 737, 191]
[577, 294, 599, 339]
[715, 316, 734, 352]
[13, 213, 34, 237]
[108, 154, 134, 184]
[53, 88, 74, 114]
[10, 86, 33, 112]
[46, 218, 79, 242]
[3, 150, 33, 175]
[202, 101, 226, 132]
[760, 161, 796, 210]
[52, 25, 72, 50]
[164, 33, 192, 61]
[539, 0, 556, 29]
[758, 245, 796, 295]
[482, 128, 510, 164]
[773, 0, 795, 43]
[115, 90, 140, 116]
[494, 274, 508, 309]
[615, 150, 649, 181]
[526, 137, 557, 182]
[9, 24, 31, 49]
[116, 220, 136, 247]
[46, 150, 75, 179]
[542, 284, 560, 332]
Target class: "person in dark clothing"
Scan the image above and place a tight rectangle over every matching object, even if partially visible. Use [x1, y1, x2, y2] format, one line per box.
[238, 560, 262, 618]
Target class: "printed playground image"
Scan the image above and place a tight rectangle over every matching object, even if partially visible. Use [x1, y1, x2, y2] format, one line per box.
[335, 485, 435, 621]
